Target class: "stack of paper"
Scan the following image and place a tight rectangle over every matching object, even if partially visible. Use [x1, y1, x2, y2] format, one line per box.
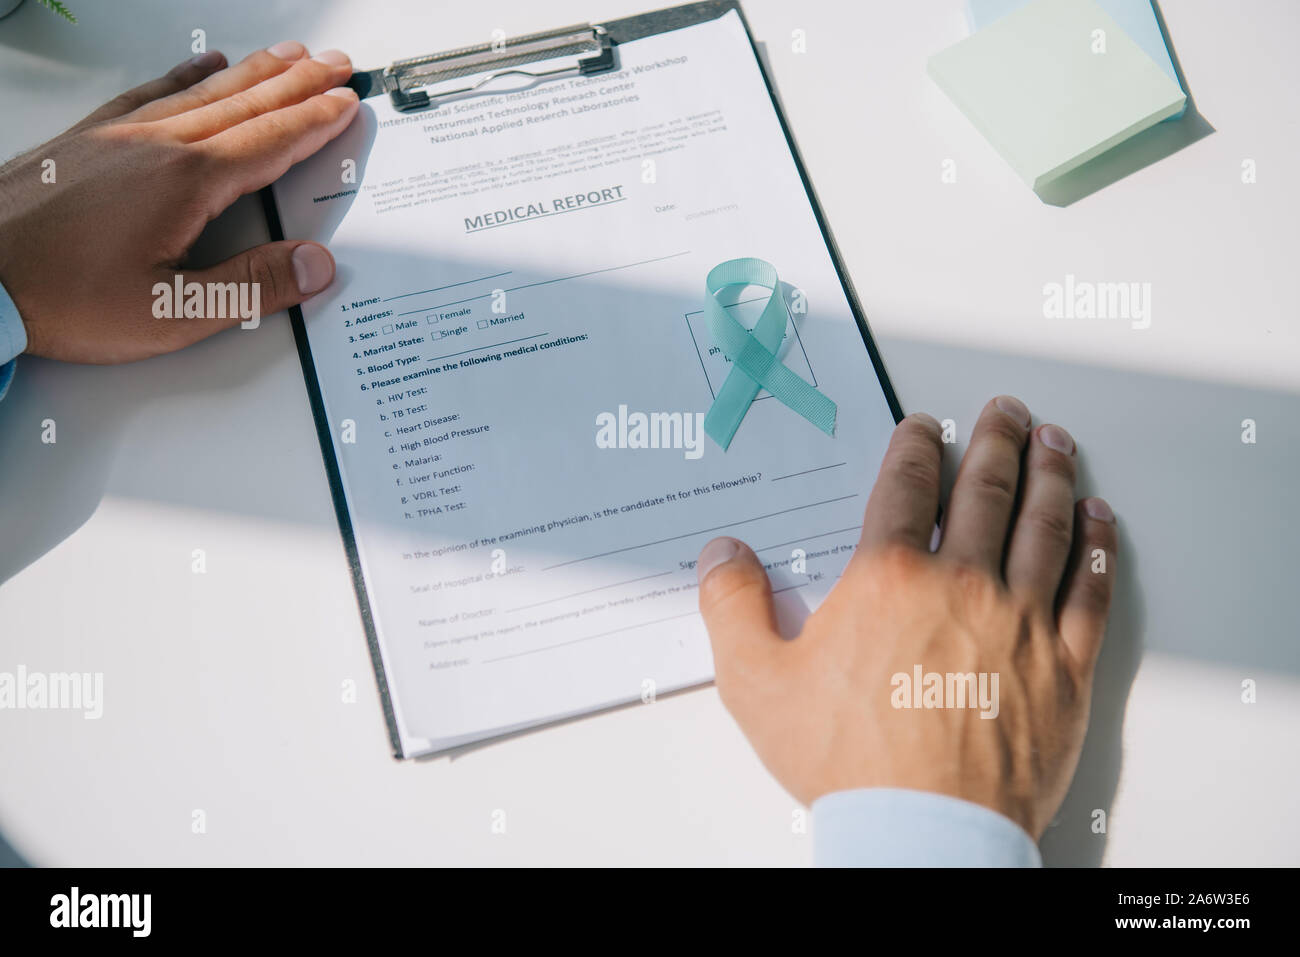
[928, 0, 1187, 189]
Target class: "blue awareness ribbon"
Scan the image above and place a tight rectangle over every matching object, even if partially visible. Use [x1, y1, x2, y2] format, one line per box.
[702, 258, 836, 450]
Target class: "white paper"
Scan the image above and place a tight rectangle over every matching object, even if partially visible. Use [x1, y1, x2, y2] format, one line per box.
[272, 11, 899, 755]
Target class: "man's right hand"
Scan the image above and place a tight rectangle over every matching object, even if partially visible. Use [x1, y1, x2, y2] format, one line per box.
[694, 396, 1116, 839]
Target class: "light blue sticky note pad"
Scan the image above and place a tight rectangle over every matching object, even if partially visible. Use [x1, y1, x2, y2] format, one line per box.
[966, 0, 1185, 117]
[928, 0, 1187, 189]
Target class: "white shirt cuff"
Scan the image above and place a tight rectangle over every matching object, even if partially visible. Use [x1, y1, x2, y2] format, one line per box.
[813, 788, 1042, 867]
[0, 277, 28, 400]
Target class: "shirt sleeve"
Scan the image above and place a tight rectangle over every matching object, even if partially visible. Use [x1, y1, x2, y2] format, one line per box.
[812, 788, 1042, 867]
[0, 277, 28, 401]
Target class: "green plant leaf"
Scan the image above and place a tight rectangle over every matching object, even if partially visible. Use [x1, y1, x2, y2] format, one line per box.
[37, 0, 78, 24]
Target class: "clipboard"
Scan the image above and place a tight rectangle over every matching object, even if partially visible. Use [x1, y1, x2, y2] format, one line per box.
[261, 0, 905, 758]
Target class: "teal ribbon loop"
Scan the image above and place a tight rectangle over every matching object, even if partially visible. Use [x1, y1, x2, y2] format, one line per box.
[702, 258, 836, 449]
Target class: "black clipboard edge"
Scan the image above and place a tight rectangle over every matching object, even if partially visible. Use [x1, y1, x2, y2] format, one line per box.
[262, 0, 907, 761]
[259, 187, 407, 759]
[724, 4, 907, 428]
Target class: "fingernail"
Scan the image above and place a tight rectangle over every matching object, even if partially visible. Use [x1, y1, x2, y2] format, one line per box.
[267, 40, 306, 60]
[189, 50, 224, 70]
[312, 49, 350, 67]
[1083, 498, 1115, 523]
[1039, 424, 1074, 455]
[292, 244, 333, 296]
[909, 412, 941, 431]
[324, 86, 359, 101]
[995, 395, 1031, 427]
[697, 538, 739, 583]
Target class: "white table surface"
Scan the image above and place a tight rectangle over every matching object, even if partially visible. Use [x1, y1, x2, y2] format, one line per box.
[0, 0, 1296, 866]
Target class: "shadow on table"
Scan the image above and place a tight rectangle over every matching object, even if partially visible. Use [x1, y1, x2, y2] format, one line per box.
[1039, 520, 1144, 867]
[0, 0, 1291, 870]
[0, 828, 27, 868]
[2, 254, 1297, 867]
[426, 332, 1293, 867]
[878, 334, 1297, 865]
[0, 194, 317, 586]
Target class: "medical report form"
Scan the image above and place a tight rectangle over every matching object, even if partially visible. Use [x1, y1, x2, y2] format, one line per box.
[271, 9, 901, 756]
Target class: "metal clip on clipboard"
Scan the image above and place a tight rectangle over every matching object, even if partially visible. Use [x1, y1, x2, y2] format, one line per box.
[350, 24, 617, 114]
